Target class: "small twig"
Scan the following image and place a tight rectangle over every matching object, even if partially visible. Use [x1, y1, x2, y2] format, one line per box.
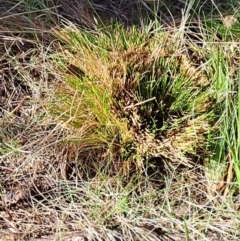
[216, 151, 234, 196]
[124, 97, 156, 110]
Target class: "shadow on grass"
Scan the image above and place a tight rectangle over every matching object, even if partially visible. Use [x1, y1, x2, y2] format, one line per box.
[1, 0, 239, 28]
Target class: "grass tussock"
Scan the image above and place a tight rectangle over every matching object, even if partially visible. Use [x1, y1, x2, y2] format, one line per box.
[0, 0, 240, 240]
[50, 22, 217, 172]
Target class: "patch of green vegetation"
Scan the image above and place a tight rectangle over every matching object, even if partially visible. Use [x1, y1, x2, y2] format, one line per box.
[50, 20, 223, 174]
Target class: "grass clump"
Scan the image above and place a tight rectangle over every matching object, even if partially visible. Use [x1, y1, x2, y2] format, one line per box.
[50, 21, 219, 174]
[205, 41, 240, 191]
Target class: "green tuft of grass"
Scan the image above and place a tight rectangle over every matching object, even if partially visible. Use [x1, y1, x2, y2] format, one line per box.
[49, 20, 220, 173]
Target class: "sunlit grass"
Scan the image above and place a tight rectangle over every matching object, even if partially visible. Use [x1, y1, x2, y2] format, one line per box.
[203, 22, 240, 192]
[49, 19, 222, 174]
[1, 0, 240, 240]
